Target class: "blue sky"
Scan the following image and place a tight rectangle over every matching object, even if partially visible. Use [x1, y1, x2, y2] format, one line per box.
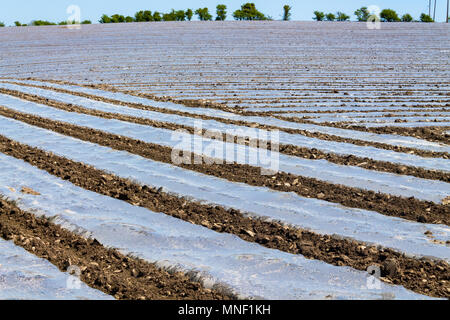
[1, 0, 448, 25]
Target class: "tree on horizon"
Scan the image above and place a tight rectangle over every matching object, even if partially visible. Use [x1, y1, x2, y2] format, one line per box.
[283, 5, 292, 21]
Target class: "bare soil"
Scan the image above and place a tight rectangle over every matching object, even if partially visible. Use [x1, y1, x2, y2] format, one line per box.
[0, 135, 448, 298]
[5, 81, 447, 160]
[0, 107, 448, 225]
[0, 198, 233, 300]
[1, 89, 448, 184]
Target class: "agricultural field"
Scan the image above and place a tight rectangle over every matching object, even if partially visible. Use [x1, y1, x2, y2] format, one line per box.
[0, 21, 448, 300]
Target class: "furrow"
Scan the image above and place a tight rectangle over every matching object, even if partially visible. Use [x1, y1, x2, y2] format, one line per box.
[1, 88, 449, 184]
[0, 118, 448, 258]
[0, 235, 111, 300]
[0, 109, 449, 225]
[4, 80, 448, 157]
[0, 198, 229, 300]
[0, 144, 448, 298]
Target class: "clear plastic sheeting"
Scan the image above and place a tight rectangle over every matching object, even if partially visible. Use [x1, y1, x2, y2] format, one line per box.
[0, 119, 448, 261]
[0, 155, 435, 300]
[3, 81, 448, 154]
[2, 80, 235, 119]
[0, 93, 448, 174]
[255, 115, 450, 154]
[240, 102, 448, 108]
[7, 79, 445, 110]
[295, 116, 450, 124]
[0, 113, 449, 203]
[246, 106, 447, 113]
[362, 122, 450, 128]
[0, 21, 447, 109]
[275, 111, 450, 120]
[0, 238, 112, 300]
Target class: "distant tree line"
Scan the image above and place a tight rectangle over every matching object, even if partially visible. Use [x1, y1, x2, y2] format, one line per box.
[313, 11, 350, 21]
[232, 3, 270, 20]
[98, 4, 296, 23]
[313, 7, 435, 22]
[9, 20, 91, 27]
[98, 3, 283, 23]
[1, 3, 289, 27]
[4, 4, 439, 27]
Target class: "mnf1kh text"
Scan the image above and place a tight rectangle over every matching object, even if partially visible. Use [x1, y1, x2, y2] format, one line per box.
[178, 304, 271, 317]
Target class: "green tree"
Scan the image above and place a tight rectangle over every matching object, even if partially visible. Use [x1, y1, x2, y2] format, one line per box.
[0, 22, 5, 27]
[175, 10, 186, 21]
[143, 10, 153, 21]
[336, 12, 350, 21]
[81, 20, 91, 24]
[216, 4, 227, 20]
[135, 10, 144, 22]
[110, 14, 126, 23]
[401, 13, 413, 22]
[153, 12, 162, 21]
[32, 20, 56, 26]
[186, 9, 193, 21]
[233, 3, 267, 20]
[313, 11, 325, 21]
[135, 11, 143, 22]
[354, 7, 370, 21]
[283, 5, 292, 21]
[195, 8, 213, 21]
[99, 14, 111, 23]
[420, 13, 433, 22]
[163, 10, 177, 21]
[233, 10, 244, 20]
[380, 9, 400, 22]
[125, 16, 134, 23]
[14, 21, 22, 26]
[135, 10, 153, 22]
[325, 13, 335, 21]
